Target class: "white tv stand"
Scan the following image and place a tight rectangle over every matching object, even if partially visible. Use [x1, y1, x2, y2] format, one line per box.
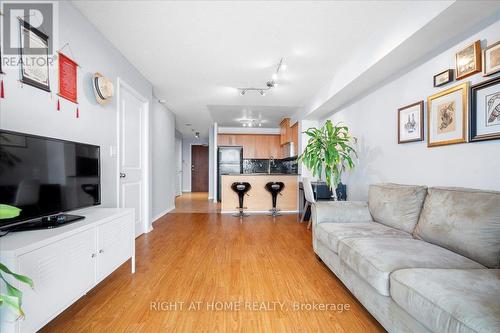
[0, 208, 135, 333]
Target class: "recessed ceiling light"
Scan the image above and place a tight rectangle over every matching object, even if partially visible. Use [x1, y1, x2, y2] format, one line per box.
[243, 123, 247, 127]
[258, 123, 262, 127]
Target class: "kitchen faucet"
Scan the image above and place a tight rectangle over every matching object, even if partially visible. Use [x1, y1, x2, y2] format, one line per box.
[268, 156, 274, 174]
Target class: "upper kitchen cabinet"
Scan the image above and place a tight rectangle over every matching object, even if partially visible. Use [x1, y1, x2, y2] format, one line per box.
[217, 134, 281, 159]
[291, 122, 299, 154]
[280, 118, 291, 145]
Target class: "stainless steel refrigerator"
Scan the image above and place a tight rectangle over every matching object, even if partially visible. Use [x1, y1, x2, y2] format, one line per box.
[217, 146, 243, 202]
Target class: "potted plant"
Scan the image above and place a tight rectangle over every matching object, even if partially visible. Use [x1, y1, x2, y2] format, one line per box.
[0, 204, 34, 319]
[299, 120, 356, 199]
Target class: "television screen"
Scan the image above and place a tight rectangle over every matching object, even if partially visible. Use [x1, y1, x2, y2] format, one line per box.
[0, 131, 100, 229]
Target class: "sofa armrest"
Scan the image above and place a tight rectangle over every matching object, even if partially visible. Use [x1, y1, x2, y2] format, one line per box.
[311, 201, 373, 226]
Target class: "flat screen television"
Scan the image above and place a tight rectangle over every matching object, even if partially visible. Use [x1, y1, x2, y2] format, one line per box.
[0, 130, 100, 230]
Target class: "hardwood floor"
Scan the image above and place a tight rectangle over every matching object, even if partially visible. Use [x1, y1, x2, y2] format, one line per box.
[40, 197, 384, 332]
[173, 192, 220, 213]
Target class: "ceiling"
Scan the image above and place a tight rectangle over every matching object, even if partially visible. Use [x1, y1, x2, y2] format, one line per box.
[73, 0, 455, 139]
[207, 105, 299, 128]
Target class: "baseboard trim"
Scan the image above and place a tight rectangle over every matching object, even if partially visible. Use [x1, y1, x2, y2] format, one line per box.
[152, 206, 175, 223]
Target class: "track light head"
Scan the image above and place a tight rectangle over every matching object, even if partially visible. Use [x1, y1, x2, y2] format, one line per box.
[240, 89, 246, 96]
[260, 90, 266, 96]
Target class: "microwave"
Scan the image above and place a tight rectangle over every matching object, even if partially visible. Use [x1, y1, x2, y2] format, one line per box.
[281, 142, 295, 158]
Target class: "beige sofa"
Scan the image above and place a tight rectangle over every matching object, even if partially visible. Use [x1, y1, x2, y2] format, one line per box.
[312, 183, 500, 333]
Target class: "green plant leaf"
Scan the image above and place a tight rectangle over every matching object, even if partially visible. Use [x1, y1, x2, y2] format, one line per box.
[0, 263, 34, 289]
[0, 293, 24, 319]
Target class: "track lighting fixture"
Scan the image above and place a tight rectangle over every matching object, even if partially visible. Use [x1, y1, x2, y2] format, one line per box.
[195, 132, 200, 139]
[237, 57, 285, 96]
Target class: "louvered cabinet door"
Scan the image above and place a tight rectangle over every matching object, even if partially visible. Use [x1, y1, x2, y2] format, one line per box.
[17, 228, 96, 333]
[96, 215, 134, 282]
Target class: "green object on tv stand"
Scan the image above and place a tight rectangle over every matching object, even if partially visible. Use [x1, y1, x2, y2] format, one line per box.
[0, 204, 21, 219]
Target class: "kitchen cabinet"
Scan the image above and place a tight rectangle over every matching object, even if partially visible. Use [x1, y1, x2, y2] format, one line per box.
[217, 134, 281, 159]
[280, 118, 291, 145]
[291, 122, 299, 155]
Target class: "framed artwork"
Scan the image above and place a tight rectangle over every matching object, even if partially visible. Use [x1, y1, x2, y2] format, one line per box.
[455, 40, 481, 80]
[398, 101, 424, 143]
[19, 19, 51, 92]
[470, 76, 500, 142]
[427, 82, 468, 147]
[0, 46, 4, 74]
[433, 69, 453, 87]
[483, 41, 500, 76]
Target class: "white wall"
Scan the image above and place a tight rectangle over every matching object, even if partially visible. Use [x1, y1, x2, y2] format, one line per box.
[0, 2, 176, 224]
[182, 137, 209, 192]
[298, 119, 319, 180]
[151, 99, 177, 220]
[325, 20, 500, 200]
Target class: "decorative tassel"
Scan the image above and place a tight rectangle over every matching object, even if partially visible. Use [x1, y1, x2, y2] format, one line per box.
[57, 99, 60, 111]
[1, 79, 4, 99]
[76, 107, 79, 118]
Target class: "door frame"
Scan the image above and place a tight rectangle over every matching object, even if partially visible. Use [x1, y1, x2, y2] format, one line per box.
[116, 77, 151, 235]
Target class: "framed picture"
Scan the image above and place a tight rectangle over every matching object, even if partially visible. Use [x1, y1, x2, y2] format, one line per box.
[433, 69, 453, 87]
[470, 76, 500, 142]
[483, 41, 500, 76]
[455, 40, 481, 80]
[427, 82, 468, 147]
[0, 46, 4, 74]
[398, 101, 424, 143]
[19, 19, 51, 92]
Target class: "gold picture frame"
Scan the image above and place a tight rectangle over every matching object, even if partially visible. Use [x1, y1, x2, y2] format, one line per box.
[427, 82, 469, 147]
[455, 40, 481, 80]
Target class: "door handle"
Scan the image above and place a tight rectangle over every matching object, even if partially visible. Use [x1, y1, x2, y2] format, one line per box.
[120, 172, 126, 178]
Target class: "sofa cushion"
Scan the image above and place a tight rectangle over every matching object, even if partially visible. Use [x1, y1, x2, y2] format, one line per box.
[368, 183, 427, 233]
[414, 187, 500, 268]
[391, 269, 500, 333]
[313, 201, 373, 225]
[338, 238, 484, 296]
[315, 222, 411, 253]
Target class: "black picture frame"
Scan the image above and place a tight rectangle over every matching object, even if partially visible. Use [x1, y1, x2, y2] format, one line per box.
[433, 69, 453, 87]
[398, 101, 424, 144]
[470, 76, 500, 142]
[0, 46, 4, 74]
[19, 19, 51, 92]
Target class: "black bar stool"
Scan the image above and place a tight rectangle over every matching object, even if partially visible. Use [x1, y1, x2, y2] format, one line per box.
[265, 182, 285, 217]
[231, 182, 251, 218]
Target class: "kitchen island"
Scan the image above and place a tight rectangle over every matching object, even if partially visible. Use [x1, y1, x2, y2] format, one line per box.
[221, 174, 298, 214]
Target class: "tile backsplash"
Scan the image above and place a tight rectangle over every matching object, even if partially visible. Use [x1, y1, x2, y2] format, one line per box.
[243, 158, 298, 174]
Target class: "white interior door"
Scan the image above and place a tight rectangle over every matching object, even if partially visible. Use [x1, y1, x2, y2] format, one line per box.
[119, 83, 147, 237]
[175, 138, 182, 196]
